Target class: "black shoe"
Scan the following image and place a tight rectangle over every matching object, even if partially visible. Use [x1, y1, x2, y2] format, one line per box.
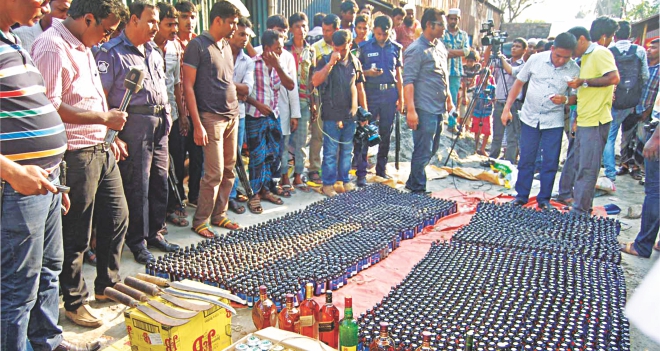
[55, 339, 101, 351]
[512, 199, 527, 206]
[537, 202, 551, 211]
[133, 248, 154, 264]
[357, 176, 367, 187]
[404, 186, 430, 195]
[376, 173, 392, 179]
[147, 238, 180, 252]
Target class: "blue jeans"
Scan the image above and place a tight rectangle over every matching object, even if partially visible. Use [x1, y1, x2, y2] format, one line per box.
[448, 76, 460, 128]
[603, 107, 634, 180]
[515, 122, 563, 205]
[633, 155, 660, 258]
[230, 117, 246, 199]
[406, 109, 444, 192]
[356, 90, 398, 178]
[322, 120, 356, 185]
[1, 180, 63, 351]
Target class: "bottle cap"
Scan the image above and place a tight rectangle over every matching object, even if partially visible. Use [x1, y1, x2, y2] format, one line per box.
[345, 296, 353, 308]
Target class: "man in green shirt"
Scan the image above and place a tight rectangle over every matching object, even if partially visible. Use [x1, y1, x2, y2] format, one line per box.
[562, 18, 620, 215]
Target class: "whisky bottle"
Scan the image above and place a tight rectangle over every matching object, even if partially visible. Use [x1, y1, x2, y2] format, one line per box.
[339, 296, 358, 351]
[252, 285, 278, 330]
[299, 282, 320, 339]
[319, 290, 340, 348]
[415, 331, 432, 351]
[369, 322, 395, 351]
[278, 293, 301, 333]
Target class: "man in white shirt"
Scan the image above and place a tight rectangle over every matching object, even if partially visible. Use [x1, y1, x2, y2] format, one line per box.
[13, 0, 71, 52]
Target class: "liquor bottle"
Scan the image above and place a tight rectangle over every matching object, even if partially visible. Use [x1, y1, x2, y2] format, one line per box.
[369, 322, 395, 351]
[299, 282, 320, 339]
[339, 296, 359, 351]
[252, 285, 278, 330]
[319, 290, 340, 348]
[464, 330, 475, 351]
[414, 331, 432, 351]
[278, 293, 301, 333]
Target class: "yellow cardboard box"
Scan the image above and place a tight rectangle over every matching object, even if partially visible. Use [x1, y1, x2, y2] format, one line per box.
[124, 296, 232, 351]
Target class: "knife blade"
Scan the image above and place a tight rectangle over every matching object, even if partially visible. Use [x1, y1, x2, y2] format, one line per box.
[160, 294, 212, 312]
[136, 305, 191, 327]
[171, 280, 247, 304]
[163, 288, 237, 315]
[147, 300, 199, 319]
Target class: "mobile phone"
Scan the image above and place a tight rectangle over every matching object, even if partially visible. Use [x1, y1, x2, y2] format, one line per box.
[55, 185, 70, 194]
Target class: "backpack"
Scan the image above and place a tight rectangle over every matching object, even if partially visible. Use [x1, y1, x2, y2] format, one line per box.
[610, 45, 643, 110]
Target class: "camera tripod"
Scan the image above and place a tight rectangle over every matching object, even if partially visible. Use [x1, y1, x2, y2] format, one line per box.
[442, 50, 512, 166]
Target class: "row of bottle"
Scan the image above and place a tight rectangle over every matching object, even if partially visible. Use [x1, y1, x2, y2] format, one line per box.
[356, 241, 630, 350]
[453, 202, 622, 263]
[148, 185, 457, 304]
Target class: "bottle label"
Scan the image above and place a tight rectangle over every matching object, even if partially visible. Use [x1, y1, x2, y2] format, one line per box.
[318, 320, 335, 332]
[300, 315, 314, 327]
[340, 347, 356, 351]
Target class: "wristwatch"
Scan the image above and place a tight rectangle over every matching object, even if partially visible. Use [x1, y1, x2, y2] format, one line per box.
[582, 80, 589, 88]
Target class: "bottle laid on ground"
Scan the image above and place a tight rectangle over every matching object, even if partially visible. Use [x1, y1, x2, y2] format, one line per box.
[299, 282, 320, 339]
[252, 285, 278, 330]
[319, 290, 340, 348]
[340, 296, 358, 351]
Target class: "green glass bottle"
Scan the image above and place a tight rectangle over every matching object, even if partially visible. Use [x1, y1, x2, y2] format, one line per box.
[339, 296, 358, 351]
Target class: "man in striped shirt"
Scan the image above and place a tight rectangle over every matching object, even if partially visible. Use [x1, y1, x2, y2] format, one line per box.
[31, 0, 129, 329]
[0, 1, 99, 350]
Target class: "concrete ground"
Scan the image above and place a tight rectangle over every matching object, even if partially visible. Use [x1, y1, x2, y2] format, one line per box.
[58, 125, 659, 350]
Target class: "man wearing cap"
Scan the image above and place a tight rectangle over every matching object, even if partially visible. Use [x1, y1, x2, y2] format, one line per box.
[443, 8, 470, 133]
[394, 4, 422, 53]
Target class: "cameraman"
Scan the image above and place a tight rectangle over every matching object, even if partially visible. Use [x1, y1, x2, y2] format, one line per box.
[355, 15, 404, 185]
[403, 8, 453, 193]
[486, 38, 527, 164]
[312, 30, 368, 197]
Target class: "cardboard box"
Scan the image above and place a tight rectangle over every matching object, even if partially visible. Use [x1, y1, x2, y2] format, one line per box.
[124, 296, 232, 351]
[223, 327, 337, 351]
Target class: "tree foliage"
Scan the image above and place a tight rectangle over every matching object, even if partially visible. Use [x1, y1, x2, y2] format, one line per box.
[492, 0, 546, 23]
[626, 0, 659, 21]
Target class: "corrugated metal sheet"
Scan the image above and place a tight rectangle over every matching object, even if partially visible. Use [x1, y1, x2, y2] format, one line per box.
[243, 0, 269, 45]
[277, 0, 332, 23]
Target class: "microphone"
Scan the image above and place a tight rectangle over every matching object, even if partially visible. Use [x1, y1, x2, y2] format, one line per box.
[103, 67, 145, 145]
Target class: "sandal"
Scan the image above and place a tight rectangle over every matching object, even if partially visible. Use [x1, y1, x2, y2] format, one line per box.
[192, 223, 217, 239]
[247, 197, 263, 214]
[236, 189, 249, 202]
[281, 184, 295, 194]
[212, 217, 240, 230]
[228, 199, 246, 214]
[261, 191, 284, 205]
[294, 182, 311, 193]
[308, 172, 322, 184]
[166, 207, 189, 227]
[630, 168, 643, 181]
[620, 242, 641, 257]
[271, 185, 292, 198]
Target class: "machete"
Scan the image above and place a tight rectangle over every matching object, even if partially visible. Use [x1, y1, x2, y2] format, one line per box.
[136, 305, 191, 327]
[171, 280, 247, 304]
[160, 294, 211, 312]
[125, 276, 213, 311]
[163, 288, 237, 315]
[147, 300, 199, 319]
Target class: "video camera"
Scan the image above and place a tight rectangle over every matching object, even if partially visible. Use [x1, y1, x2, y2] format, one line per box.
[354, 106, 381, 147]
[480, 20, 508, 56]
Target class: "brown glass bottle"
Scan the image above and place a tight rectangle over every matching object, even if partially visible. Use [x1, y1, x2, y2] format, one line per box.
[319, 290, 340, 348]
[299, 282, 320, 339]
[415, 331, 432, 351]
[278, 293, 301, 333]
[252, 285, 278, 330]
[369, 322, 395, 351]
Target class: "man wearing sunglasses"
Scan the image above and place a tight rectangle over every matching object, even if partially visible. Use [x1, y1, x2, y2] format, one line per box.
[31, 0, 129, 330]
[403, 8, 453, 194]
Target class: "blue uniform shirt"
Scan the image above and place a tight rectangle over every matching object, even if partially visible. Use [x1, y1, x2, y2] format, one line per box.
[95, 32, 170, 125]
[356, 37, 402, 87]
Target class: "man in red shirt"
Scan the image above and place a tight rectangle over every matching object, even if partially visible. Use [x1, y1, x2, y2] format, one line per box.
[394, 3, 421, 53]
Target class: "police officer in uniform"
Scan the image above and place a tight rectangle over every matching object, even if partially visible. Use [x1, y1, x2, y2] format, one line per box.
[355, 15, 404, 186]
[96, 1, 180, 264]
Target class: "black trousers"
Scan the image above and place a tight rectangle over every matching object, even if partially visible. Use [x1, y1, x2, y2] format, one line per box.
[61, 145, 128, 311]
[168, 117, 203, 208]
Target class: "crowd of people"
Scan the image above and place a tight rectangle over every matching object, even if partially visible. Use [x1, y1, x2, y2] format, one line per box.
[0, 0, 659, 350]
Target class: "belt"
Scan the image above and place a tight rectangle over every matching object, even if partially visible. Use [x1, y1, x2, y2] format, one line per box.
[127, 105, 166, 116]
[365, 83, 397, 91]
[73, 143, 109, 153]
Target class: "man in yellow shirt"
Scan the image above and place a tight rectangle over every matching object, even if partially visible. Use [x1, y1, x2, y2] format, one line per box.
[562, 18, 620, 215]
